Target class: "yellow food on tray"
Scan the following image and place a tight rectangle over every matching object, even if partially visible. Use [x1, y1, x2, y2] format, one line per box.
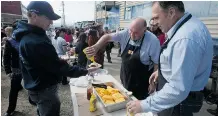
[102, 95, 113, 101]
[112, 93, 125, 100]
[105, 100, 115, 104]
[115, 98, 125, 103]
[96, 88, 109, 94]
[95, 86, 126, 105]
[95, 88, 103, 93]
[107, 87, 119, 94]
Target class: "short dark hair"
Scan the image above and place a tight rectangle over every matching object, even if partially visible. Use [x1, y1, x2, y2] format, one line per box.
[78, 32, 87, 43]
[154, 1, 185, 13]
[88, 29, 98, 37]
[54, 28, 66, 39]
[59, 28, 66, 33]
[66, 29, 71, 35]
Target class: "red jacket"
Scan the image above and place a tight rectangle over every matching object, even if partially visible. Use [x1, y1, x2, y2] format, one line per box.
[64, 34, 72, 43]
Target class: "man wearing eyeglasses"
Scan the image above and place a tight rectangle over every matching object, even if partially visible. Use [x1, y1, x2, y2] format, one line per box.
[12, 1, 98, 116]
[148, 19, 166, 46]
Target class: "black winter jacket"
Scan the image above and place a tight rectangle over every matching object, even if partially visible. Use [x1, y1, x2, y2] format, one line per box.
[14, 21, 88, 91]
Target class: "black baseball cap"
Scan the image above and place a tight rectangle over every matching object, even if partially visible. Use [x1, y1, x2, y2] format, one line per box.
[27, 1, 61, 20]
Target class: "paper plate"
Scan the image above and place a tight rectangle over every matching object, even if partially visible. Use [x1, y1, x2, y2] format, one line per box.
[88, 63, 102, 68]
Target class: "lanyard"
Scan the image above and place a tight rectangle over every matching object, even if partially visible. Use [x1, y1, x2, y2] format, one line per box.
[160, 14, 192, 53]
[159, 14, 192, 76]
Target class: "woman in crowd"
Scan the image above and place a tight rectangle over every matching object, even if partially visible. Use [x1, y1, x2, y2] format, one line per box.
[74, 33, 88, 68]
[64, 29, 73, 44]
[52, 28, 69, 85]
[88, 29, 105, 68]
[52, 28, 68, 56]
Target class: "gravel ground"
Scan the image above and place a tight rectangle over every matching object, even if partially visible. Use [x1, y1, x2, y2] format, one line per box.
[1, 67, 74, 116]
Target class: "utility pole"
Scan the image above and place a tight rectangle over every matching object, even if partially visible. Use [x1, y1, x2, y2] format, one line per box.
[94, 1, 97, 22]
[105, 5, 107, 26]
[61, 1, 66, 27]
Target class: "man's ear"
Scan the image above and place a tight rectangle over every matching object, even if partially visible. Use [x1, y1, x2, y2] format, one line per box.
[29, 12, 38, 22]
[31, 12, 38, 18]
[168, 7, 176, 19]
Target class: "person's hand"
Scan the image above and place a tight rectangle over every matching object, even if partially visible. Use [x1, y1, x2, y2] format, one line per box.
[85, 45, 99, 58]
[149, 70, 158, 84]
[148, 70, 158, 94]
[148, 82, 157, 94]
[70, 48, 75, 55]
[59, 56, 69, 61]
[87, 67, 99, 74]
[126, 100, 142, 114]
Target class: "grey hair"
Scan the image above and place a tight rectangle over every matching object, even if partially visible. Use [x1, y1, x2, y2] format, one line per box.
[153, 1, 185, 13]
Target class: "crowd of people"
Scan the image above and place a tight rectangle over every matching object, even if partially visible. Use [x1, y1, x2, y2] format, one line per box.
[1, 1, 215, 116]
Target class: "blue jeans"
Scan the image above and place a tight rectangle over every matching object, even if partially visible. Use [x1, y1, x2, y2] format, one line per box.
[28, 84, 60, 116]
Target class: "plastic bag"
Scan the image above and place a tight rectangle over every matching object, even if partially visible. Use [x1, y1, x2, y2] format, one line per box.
[70, 76, 89, 87]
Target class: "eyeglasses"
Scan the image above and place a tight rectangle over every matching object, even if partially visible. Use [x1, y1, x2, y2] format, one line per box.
[149, 19, 158, 27]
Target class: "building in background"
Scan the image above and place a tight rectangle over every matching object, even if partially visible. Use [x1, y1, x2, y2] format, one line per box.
[1, 1, 27, 27]
[95, 1, 120, 30]
[73, 22, 82, 28]
[111, 1, 218, 38]
[21, 3, 27, 19]
[73, 21, 95, 29]
[94, 1, 218, 38]
[81, 21, 95, 28]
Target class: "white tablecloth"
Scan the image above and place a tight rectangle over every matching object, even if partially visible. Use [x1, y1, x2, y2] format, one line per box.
[70, 74, 157, 116]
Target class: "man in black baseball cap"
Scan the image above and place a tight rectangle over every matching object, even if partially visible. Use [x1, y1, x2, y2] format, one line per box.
[10, 1, 99, 116]
[27, 1, 61, 20]
[25, 1, 61, 31]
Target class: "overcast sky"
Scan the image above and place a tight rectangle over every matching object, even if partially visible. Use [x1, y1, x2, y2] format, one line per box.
[22, 1, 95, 26]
